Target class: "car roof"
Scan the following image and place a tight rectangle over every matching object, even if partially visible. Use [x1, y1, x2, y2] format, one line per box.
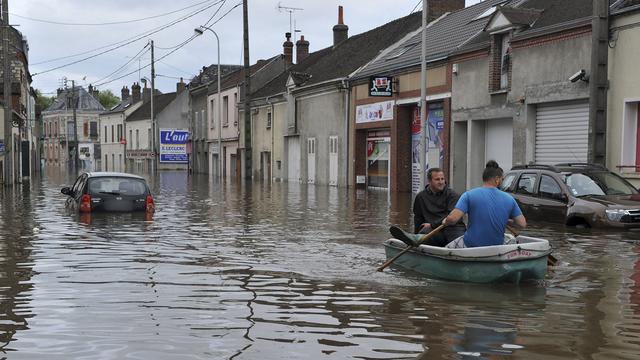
[84, 172, 146, 180]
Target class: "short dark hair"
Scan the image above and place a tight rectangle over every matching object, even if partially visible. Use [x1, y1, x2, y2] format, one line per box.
[482, 160, 503, 181]
[427, 167, 443, 181]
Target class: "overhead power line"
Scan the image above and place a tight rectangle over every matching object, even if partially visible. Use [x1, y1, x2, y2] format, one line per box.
[94, 2, 241, 88]
[11, 0, 217, 26]
[31, 0, 224, 66]
[32, 1, 224, 76]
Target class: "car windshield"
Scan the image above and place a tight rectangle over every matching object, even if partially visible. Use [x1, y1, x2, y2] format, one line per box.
[563, 172, 638, 197]
[88, 177, 148, 196]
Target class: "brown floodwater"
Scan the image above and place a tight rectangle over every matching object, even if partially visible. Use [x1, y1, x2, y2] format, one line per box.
[1, 169, 639, 359]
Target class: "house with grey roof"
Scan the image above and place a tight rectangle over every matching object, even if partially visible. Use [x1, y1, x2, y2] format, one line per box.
[98, 82, 144, 172]
[348, 0, 494, 192]
[209, 55, 286, 180]
[249, 3, 466, 187]
[42, 85, 105, 170]
[189, 63, 242, 175]
[125, 90, 177, 172]
[448, 0, 616, 190]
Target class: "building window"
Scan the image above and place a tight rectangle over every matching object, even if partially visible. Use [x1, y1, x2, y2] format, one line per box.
[210, 99, 215, 129]
[223, 96, 229, 127]
[490, 33, 511, 92]
[129, 129, 132, 145]
[136, 129, 139, 150]
[201, 110, 205, 137]
[111, 125, 115, 143]
[267, 111, 272, 129]
[117, 124, 123, 142]
[104, 126, 108, 143]
[90, 121, 98, 138]
[148, 128, 151, 149]
[83, 122, 89, 138]
[233, 93, 238, 126]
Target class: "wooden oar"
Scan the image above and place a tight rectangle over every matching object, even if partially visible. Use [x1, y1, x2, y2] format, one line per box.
[377, 224, 446, 272]
[506, 224, 558, 266]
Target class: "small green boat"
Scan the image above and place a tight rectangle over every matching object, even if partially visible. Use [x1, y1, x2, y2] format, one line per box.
[383, 235, 552, 284]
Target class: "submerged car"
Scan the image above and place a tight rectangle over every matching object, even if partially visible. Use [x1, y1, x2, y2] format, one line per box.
[62, 172, 155, 213]
[500, 163, 640, 228]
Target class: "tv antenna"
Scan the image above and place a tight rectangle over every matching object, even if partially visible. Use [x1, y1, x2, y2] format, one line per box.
[277, 2, 303, 43]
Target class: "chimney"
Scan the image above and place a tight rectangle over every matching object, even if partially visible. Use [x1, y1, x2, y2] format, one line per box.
[121, 86, 130, 100]
[332, 6, 348, 47]
[177, 77, 186, 93]
[427, 0, 465, 22]
[283, 32, 294, 65]
[142, 81, 151, 103]
[131, 82, 141, 103]
[296, 35, 309, 63]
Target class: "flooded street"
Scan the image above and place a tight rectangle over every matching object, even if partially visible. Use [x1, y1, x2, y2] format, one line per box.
[1, 170, 640, 359]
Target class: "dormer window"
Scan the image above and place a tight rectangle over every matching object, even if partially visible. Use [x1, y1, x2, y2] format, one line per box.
[499, 33, 511, 90]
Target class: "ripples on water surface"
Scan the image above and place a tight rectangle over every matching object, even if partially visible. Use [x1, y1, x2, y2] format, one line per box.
[0, 170, 639, 359]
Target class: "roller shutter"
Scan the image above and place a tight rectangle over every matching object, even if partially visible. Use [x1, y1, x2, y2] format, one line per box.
[535, 102, 588, 164]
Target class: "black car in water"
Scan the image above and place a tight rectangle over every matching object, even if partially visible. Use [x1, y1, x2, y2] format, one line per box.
[62, 172, 155, 213]
[500, 163, 640, 228]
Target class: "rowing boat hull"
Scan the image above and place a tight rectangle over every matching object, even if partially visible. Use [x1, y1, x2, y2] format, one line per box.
[383, 236, 551, 284]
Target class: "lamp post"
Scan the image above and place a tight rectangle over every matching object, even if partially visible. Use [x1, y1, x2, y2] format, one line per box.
[194, 25, 222, 180]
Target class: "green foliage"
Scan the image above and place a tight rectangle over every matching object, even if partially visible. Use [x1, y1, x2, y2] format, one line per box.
[34, 89, 56, 110]
[97, 89, 120, 109]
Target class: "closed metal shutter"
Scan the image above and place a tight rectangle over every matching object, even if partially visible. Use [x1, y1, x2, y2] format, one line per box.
[535, 102, 589, 164]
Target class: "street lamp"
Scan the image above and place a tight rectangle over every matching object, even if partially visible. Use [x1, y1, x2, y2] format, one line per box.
[194, 25, 222, 180]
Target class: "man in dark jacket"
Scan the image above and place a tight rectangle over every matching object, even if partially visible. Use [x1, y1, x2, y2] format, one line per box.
[413, 168, 466, 246]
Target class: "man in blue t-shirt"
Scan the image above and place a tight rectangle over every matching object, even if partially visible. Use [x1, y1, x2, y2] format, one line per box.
[442, 161, 526, 247]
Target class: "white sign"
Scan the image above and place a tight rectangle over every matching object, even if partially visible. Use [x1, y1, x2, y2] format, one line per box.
[356, 101, 394, 124]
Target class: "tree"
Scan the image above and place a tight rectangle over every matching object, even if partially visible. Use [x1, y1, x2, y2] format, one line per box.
[97, 89, 120, 109]
[34, 89, 56, 111]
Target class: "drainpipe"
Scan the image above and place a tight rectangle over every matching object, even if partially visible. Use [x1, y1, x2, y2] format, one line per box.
[341, 78, 350, 188]
[266, 96, 275, 182]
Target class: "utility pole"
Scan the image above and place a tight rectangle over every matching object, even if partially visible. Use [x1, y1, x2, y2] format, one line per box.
[2, 0, 12, 186]
[242, 0, 251, 179]
[72, 80, 79, 169]
[589, 0, 608, 165]
[150, 39, 156, 174]
[419, 1, 429, 190]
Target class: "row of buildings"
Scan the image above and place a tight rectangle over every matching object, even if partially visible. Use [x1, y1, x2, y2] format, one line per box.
[0, 21, 40, 186]
[41, 0, 640, 191]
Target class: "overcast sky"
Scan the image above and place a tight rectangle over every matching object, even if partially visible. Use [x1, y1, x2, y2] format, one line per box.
[12, 0, 481, 98]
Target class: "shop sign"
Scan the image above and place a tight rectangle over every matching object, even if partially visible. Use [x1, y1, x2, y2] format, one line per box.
[369, 76, 393, 97]
[0, 142, 4, 153]
[356, 101, 394, 124]
[160, 128, 189, 163]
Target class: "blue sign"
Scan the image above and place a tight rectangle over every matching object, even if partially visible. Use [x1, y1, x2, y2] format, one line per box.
[0, 143, 4, 153]
[159, 129, 189, 163]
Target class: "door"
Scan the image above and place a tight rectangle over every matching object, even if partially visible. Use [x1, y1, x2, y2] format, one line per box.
[367, 137, 390, 188]
[536, 102, 589, 164]
[21, 140, 30, 177]
[513, 172, 539, 220]
[536, 174, 568, 223]
[230, 154, 237, 181]
[329, 136, 338, 186]
[261, 151, 271, 181]
[307, 137, 316, 184]
[288, 137, 301, 182]
[485, 119, 512, 170]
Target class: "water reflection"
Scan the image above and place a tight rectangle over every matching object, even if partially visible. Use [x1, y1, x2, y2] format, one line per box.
[0, 172, 639, 358]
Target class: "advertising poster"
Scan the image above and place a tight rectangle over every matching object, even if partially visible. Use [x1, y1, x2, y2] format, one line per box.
[411, 103, 445, 193]
[356, 101, 394, 124]
[160, 129, 189, 163]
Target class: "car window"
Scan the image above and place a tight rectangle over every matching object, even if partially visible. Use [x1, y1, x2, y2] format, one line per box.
[500, 173, 516, 192]
[590, 172, 638, 195]
[71, 174, 87, 195]
[539, 175, 563, 199]
[516, 173, 537, 195]
[88, 177, 148, 196]
[565, 173, 605, 197]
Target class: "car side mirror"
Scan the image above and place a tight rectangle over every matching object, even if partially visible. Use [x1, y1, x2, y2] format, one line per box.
[554, 193, 568, 202]
[61, 187, 73, 196]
